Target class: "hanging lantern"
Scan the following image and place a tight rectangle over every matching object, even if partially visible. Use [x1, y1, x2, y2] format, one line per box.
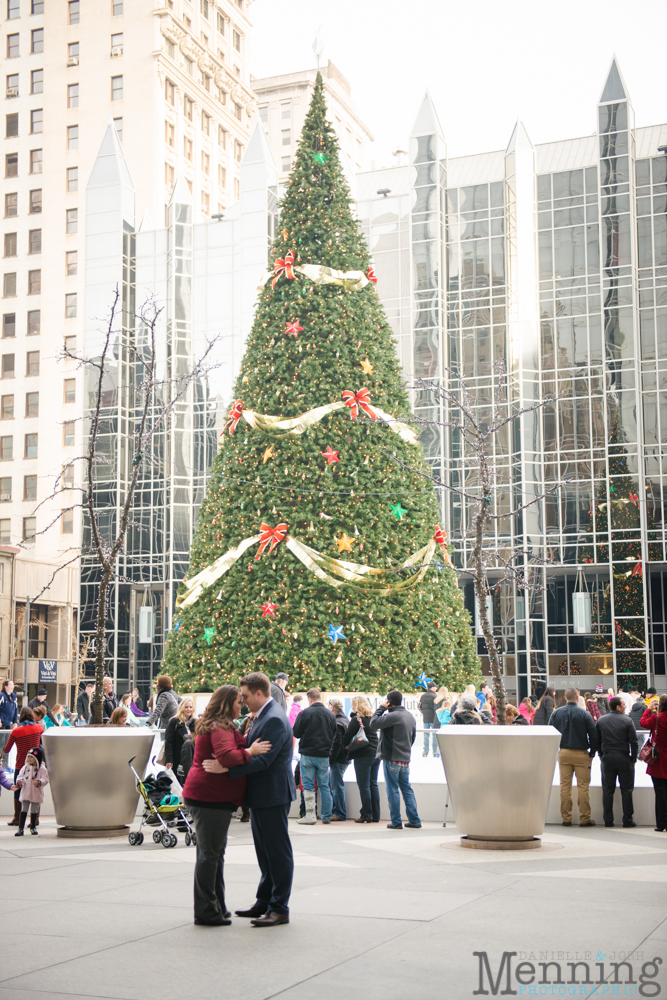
[572, 569, 592, 634]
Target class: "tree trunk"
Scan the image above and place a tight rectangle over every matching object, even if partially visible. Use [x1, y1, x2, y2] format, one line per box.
[91, 573, 111, 725]
[472, 490, 508, 725]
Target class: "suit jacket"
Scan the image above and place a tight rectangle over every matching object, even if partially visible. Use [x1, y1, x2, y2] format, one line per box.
[228, 699, 296, 809]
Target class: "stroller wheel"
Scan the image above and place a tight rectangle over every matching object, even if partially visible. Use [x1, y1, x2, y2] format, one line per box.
[191, 832, 197, 846]
[152, 830, 162, 844]
[185, 832, 191, 846]
[135, 832, 144, 845]
[161, 830, 177, 848]
[169, 833, 178, 848]
[128, 831, 139, 846]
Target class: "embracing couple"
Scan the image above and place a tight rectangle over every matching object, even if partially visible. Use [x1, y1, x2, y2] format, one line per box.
[182, 671, 295, 927]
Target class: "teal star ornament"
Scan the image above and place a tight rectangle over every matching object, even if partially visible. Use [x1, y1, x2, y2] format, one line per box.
[203, 626, 216, 645]
[328, 623, 346, 644]
[390, 502, 407, 520]
[311, 151, 328, 165]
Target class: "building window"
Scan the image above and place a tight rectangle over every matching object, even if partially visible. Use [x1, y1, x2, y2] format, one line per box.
[201, 151, 210, 175]
[27, 310, 39, 335]
[65, 251, 77, 276]
[26, 351, 39, 375]
[5, 114, 18, 139]
[234, 177, 239, 200]
[66, 208, 78, 234]
[25, 391, 38, 417]
[111, 75, 123, 101]
[202, 111, 210, 135]
[24, 475, 36, 501]
[165, 121, 174, 147]
[281, 156, 291, 172]
[281, 129, 291, 147]
[111, 32, 123, 56]
[1, 355, 14, 379]
[234, 103, 242, 122]
[113, 117, 122, 141]
[217, 12, 225, 34]
[258, 105, 268, 124]
[65, 293, 77, 318]
[30, 69, 43, 94]
[165, 163, 174, 188]
[67, 125, 78, 149]
[31, 0, 44, 10]
[67, 83, 79, 109]
[27, 270, 40, 295]
[24, 434, 37, 458]
[0, 396, 13, 419]
[69, 0, 80, 24]
[5, 153, 18, 178]
[184, 57, 193, 78]
[62, 421, 74, 446]
[202, 192, 210, 214]
[201, 73, 211, 93]
[62, 464, 74, 488]
[61, 509, 73, 534]
[218, 164, 226, 188]
[184, 97, 193, 121]
[29, 149, 41, 174]
[3, 234, 17, 259]
[63, 379, 75, 404]
[67, 166, 78, 191]
[2, 274, 16, 298]
[218, 126, 227, 148]
[31, 29, 44, 54]
[281, 102, 291, 120]
[2, 315, 14, 338]
[184, 137, 192, 162]
[233, 29, 241, 52]
[112, 0, 123, 12]
[0, 477, 11, 501]
[29, 189, 41, 213]
[0, 436, 12, 460]
[22, 516, 36, 541]
[0, 519, 9, 543]
[201, 0, 209, 18]
[28, 229, 41, 254]
[30, 109, 43, 134]
[7, 0, 20, 18]
[7, 34, 19, 59]
[234, 140, 242, 162]
[68, 42, 79, 62]
[217, 86, 227, 104]
[6, 74, 19, 98]
[165, 79, 175, 105]
[63, 335, 75, 355]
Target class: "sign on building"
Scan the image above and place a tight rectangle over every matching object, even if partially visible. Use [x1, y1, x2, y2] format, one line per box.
[38, 660, 57, 684]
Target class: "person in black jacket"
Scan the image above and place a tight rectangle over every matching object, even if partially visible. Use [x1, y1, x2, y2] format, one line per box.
[164, 696, 195, 780]
[101, 677, 118, 723]
[270, 673, 289, 714]
[76, 682, 94, 725]
[550, 687, 599, 827]
[345, 696, 380, 823]
[629, 698, 647, 731]
[418, 683, 439, 756]
[597, 696, 638, 828]
[370, 691, 421, 830]
[327, 699, 350, 822]
[28, 690, 58, 727]
[292, 688, 337, 826]
[533, 686, 556, 725]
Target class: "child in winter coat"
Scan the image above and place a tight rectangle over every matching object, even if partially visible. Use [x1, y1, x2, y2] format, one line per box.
[15, 746, 49, 836]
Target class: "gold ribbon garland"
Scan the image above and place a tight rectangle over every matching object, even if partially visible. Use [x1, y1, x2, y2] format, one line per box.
[235, 401, 418, 446]
[258, 262, 370, 294]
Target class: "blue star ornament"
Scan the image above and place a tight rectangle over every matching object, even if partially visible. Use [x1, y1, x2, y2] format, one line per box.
[328, 623, 346, 645]
[415, 671, 433, 690]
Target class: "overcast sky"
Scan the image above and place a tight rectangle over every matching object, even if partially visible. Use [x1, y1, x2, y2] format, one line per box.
[248, 0, 665, 165]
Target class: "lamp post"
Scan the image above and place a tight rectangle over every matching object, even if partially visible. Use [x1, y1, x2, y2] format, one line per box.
[22, 596, 30, 706]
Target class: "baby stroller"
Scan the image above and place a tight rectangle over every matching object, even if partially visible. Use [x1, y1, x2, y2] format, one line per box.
[127, 755, 196, 849]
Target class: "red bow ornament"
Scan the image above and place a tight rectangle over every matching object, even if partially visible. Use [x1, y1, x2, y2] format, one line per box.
[342, 388, 378, 421]
[256, 522, 288, 560]
[366, 266, 377, 286]
[272, 251, 296, 289]
[628, 493, 640, 507]
[632, 560, 642, 577]
[223, 400, 244, 436]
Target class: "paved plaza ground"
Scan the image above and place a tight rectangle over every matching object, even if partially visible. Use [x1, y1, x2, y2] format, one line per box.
[0, 816, 666, 999]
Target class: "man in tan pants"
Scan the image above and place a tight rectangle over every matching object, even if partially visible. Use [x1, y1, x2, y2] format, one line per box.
[548, 687, 600, 826]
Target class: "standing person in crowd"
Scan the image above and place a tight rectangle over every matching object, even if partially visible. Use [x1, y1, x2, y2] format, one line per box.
[645, 686, 658, 706]
[0, 678, 18, 731]
[28, 689, 57, 727]
[436, 697, 451, 726]
[484, 693, 497, 724]
[183, 684, 271, 926]
[345, 696, 380, 824]
[418, 683, 439, 757]
[618, 686, 634, 714]
[505, 704, 528, 725]
[533, 686, 556, 725]
[148, 675, 179, 727]
[477, 681, 491, 707]
[164, 696, 195, 775]
[15, 746, 48, 837]
[479, 699, 495, 725]
[640, 695, 667, 832]
[370, 691, 421, 830]
[203, 672, 296, 927]
[585, 692, 601, 721]
[597, 696, 638, 828]
[76, 682, 94, 725]
[50, 705, 71, 727]
[131, 688, 146, 714]
[270, 672, 289, 713]
[288, 694, 303, 727]
[4, 707, 43, 826]
[32, 706, 47, 730]
[108, 707, 128, 726]
[451, 696, 482, 725]
[102, 677, 118, 722]
[550, 687, 599, 827]
[293, 688, 336, 826]
[119, 692, 144, 726]
[630, 695, 648, 731]
[328, 699, 350, 822]
[519, 698, 535, 723]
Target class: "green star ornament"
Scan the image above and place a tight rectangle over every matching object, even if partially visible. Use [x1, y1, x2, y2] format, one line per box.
[390, 502, 407, 520]
[203, 626, 216, 645]
[311, 151, 328, 165]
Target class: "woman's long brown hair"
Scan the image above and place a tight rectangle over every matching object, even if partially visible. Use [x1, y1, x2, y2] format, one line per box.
[195, 685, 239, 735]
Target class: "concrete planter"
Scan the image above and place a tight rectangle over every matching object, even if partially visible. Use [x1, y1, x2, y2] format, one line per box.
[43, 728, 156, 838]
[436, 726, 561, 849]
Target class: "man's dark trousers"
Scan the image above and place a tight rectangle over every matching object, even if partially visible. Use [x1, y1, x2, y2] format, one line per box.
[250, 803, 293, 916]
[601, 752, 635, 826]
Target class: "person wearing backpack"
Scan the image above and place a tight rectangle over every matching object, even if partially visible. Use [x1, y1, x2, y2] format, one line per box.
[344, 696, 380, 824]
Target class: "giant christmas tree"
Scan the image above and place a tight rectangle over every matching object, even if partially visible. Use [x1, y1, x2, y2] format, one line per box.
[163, 76, 480, 692]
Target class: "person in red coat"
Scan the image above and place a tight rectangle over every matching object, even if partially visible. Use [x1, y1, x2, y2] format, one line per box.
[4, 707, 43, 827]
[640, 695, 667, 832]
[182, 685, 270, 926]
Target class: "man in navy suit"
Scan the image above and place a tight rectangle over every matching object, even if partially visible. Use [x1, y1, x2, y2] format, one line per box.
[203, 671, 295, 926]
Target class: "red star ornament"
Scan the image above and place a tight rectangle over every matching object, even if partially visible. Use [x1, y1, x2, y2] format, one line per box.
[285, 320, 304, 338]
[260, 601, 278, 618]
[321, 446, 339, 465]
